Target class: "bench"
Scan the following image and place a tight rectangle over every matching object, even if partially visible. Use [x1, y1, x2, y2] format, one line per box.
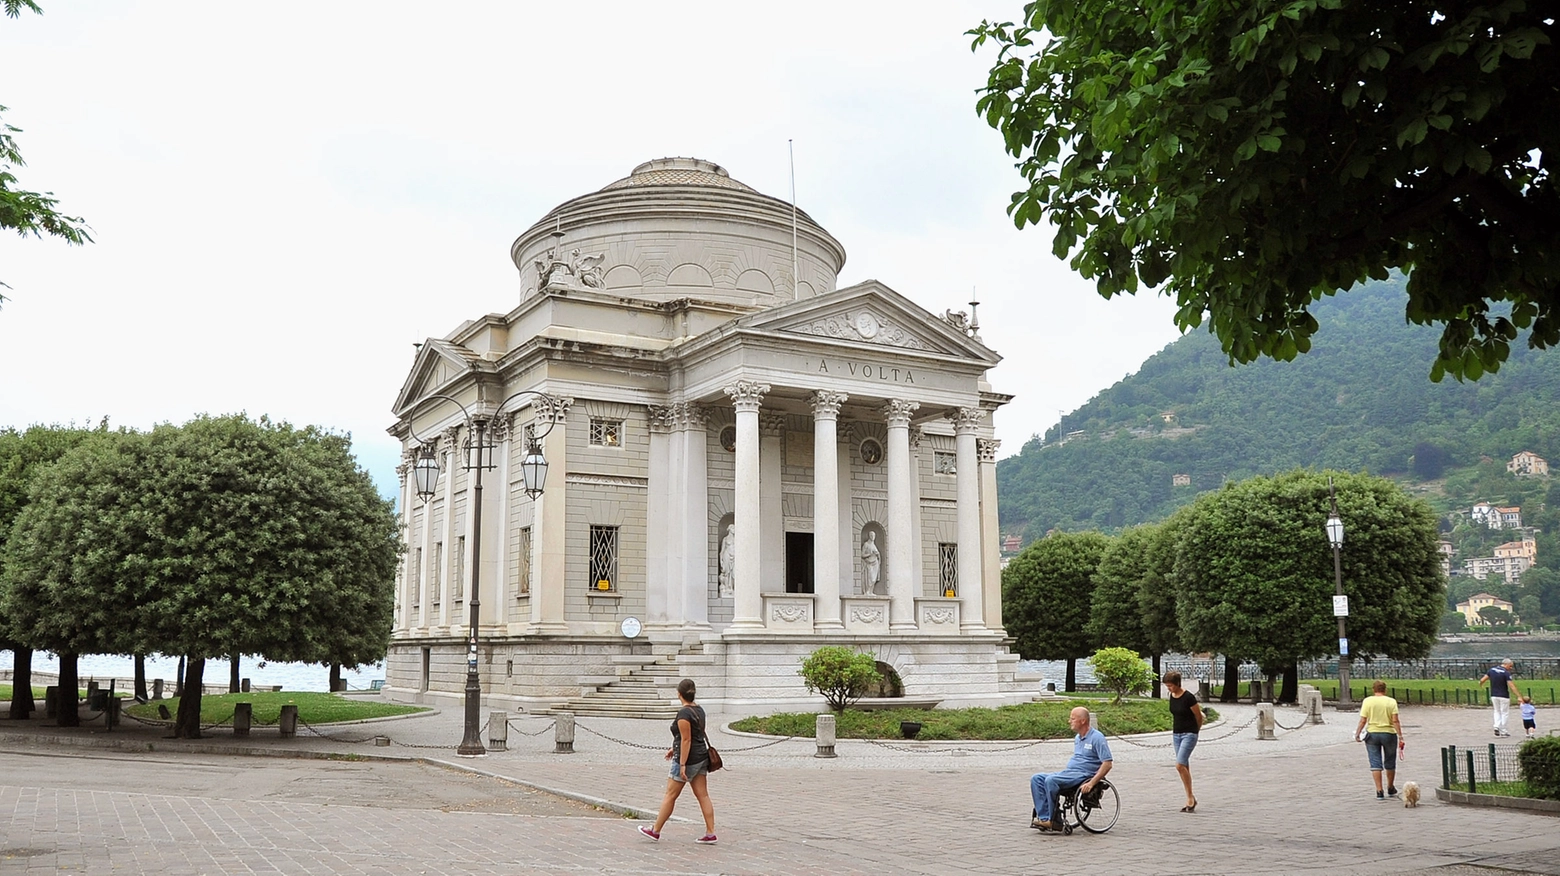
[851, 697, 943, 711]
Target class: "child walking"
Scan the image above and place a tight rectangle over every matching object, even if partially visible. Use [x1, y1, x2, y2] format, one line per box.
[1521, 695, 1538, 739]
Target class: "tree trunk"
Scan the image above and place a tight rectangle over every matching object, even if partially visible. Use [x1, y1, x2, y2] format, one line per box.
[229, 655, 240, 694]
[1279, 661, 1299, 704]
[57, 653, 80, 727]
[8, 644, 35, 720]
[173, 657, 205, 739]
[329, 663, 343, 692]
[1151, 654, 1162, 699]
[1065, 658, 1077, 693]
[134, 654, 148, 703]
[1221, 656, 1240, 703]
[175, 656, 185, 697]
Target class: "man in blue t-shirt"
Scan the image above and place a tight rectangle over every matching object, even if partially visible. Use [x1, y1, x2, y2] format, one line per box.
[1030, 706, 1113, 830]
[1480, 658, 1522, 737]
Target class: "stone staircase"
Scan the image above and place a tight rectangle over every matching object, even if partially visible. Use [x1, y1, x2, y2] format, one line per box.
[538, 644, 704, 720]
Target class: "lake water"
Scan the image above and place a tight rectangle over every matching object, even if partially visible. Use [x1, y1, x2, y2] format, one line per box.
[2, 651, 383, 693]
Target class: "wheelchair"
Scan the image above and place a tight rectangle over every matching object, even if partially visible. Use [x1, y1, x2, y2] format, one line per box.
[1030, 779, 1120, 835]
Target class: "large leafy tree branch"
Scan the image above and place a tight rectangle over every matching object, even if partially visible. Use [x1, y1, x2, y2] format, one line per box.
[2, 0, 92, 299]
[971, 1, 1557, 381]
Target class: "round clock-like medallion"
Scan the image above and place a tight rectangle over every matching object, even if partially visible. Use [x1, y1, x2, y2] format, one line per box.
[621, 616, 642, 639]
[860, 438, 883, 465]
[719, 425, 737, 452]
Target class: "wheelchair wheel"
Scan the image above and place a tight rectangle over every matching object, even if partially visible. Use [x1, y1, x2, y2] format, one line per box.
[1073, 780, 1119, 834]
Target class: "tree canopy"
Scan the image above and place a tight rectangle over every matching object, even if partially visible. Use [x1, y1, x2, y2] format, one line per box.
[0, 415, 400, 736]
[1, 1, 92, 298]
[1171, 470, 1444, 672]
[971, 1, 1557, 382]
[1002, 530, 1109, 689]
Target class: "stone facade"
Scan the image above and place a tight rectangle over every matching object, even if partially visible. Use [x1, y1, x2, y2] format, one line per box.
[386, 158, 1040, 714]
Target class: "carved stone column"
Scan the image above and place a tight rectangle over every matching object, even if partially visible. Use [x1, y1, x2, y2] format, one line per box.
[645, 406, 675, 629]
[725, 381, 770, 629]
[978, 438, 1005, 633]
[531, 396, 573, 635]
[811, 391, 848, 630]
[488, 414, 513, 619]
[396, 454, 414, 632]
[950, 407, 986, 630]
[884, 399, 920, 631]
[673, 404, 710, 630]
[438, 425, 460, 631]
[760, 412, 787, 598]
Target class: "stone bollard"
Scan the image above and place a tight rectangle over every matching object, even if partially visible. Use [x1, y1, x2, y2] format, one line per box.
[105, 696, 121, 731]
[233, 702, 252, 737]
[279, 704, 298, 738]
[87, 680, 100, 705]
[44, 686, 58, 719]
[1256, 702, 1276, 740]
[554, 711, 575, 754]
[153, 678, 164, 700]
[489, 711, 508, 751]
[241, 678, 251, 693]
[1302, 689, 1324, 725]
[815, 713, 838, 758]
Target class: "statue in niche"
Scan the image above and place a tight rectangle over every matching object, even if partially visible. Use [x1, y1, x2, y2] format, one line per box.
[860, 530, 882, 595]
[718, 524, 736, 598]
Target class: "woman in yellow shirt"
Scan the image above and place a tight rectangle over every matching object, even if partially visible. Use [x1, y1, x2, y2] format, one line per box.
[1353, 680, 1404, 800]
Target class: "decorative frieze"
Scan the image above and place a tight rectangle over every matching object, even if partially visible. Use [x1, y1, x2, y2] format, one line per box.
[790, 310, 929, 351]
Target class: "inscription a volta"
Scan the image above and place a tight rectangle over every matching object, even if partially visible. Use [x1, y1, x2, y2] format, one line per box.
[814, 359, 915, 384]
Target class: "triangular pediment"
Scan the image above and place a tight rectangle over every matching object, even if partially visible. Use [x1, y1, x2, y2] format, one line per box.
[391, 339, 481, 416]
[740, 280, 1000, 364]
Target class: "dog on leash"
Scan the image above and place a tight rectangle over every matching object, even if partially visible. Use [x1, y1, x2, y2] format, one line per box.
[1402, 781, 1421, 808]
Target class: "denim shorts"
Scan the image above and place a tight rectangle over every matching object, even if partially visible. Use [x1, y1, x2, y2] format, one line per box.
[670, 759, 709, 782]
[1364, 732, 1398, 771]
[1172, 732, 1199, 766]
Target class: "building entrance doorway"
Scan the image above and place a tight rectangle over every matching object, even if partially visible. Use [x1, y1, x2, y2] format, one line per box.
[785, 532, 814, 593]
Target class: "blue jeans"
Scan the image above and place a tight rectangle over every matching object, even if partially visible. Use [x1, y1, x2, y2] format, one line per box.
[1172, 732, 1198, 767]
[1364, 732, 1398, 771]
[1030, 768, 1094, 822]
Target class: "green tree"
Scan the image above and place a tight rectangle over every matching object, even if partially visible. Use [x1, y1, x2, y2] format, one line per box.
[971, 1, 1558, 382]
[1440, 610, 1467, 634]
[0, 422, 101, 720]
[1173, 470, 1444, 681]
[1, 3, 92, 299]
[798, 646, 882, 713]
[1086, 525, 1155, 653]
[1479, 605, 1514, 629]
[1002, 530, 1110, 691]
[1089, 646, 1155, 704]
[0, 415, 400, 737]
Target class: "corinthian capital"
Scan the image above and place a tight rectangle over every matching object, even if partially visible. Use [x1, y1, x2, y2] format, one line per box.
[977, 438, 1001, 464]
[882, 399, 920, 428]
[809, 390, 848, 420]
[947, 406, 986, 434]
[723, 380, 771, 412]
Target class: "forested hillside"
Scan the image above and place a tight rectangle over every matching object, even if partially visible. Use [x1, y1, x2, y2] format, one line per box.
[997, 279, 1560, 539]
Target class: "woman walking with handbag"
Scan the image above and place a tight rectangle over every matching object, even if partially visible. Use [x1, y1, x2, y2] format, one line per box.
[639, 678, 718, 844]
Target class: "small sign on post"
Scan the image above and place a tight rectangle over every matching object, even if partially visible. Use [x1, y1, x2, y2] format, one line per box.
[1333, 595, 1349, 617]
[1339, 637, 1349, 656]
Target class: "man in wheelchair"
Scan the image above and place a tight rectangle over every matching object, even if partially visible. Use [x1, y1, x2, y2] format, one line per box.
[1030, 706, 1113, 831]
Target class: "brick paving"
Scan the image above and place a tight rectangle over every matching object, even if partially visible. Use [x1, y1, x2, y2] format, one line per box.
[3, 700, 1558, 874]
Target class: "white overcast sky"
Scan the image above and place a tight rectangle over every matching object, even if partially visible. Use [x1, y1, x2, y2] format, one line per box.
[0, 1, 1182, 499]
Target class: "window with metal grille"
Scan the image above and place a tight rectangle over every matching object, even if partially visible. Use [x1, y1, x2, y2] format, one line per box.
[934, 451, 956, 475]
[938, 542, 958, 596]
[412, 547, 422, 607]
[453, 535, 465, 600]
[589, 525, 619, 592]
[516, 526, 532, 595]
[432, 542, 443, 604]
[589, 418, 623, 447]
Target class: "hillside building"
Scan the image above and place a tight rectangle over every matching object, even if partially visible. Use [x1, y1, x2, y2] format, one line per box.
[1456, 592, 1518, 625]
[1463, 537, 1536, 581]
[1471, 502, 1523, 530]
[385, 158, 1039, 714]
[1508, 451, 1549, 477]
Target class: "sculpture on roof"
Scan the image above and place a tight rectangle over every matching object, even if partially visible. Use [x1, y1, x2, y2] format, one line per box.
[532, 238, 607, 292]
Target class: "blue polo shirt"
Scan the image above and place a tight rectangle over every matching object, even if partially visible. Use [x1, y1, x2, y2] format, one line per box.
[1487, 666, 1514, 698]
[1066, 728, 1113, 773]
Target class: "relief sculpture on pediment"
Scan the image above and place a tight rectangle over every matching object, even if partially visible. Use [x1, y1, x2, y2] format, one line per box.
[790, 311, 929, 351]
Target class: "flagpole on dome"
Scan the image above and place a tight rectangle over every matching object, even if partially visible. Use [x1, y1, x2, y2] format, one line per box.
[790, 139, 799, 301]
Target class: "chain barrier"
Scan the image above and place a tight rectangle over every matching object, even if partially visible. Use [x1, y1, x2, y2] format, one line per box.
[574, 720, 667, 751]
[1271, 710, 1311, 732]
[504, 718, 557, 737]
[863, 736, 1055, 754]
[718, 734, 802, 753]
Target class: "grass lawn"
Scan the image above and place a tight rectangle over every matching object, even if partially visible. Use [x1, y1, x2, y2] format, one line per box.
[1300, 678, 1560, 705]
[123, 691, 428, 725]
[729, 699, 1218, 740]
[0, 685, 53, 700]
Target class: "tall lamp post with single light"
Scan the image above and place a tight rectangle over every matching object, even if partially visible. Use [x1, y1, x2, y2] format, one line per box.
[409, 390, 557, 756]
[1325, 479, 1352, 707]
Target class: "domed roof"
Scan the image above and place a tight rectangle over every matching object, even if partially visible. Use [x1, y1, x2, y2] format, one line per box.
[599, 157, 756, 193]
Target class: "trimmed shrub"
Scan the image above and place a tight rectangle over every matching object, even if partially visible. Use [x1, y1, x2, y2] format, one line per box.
[799, 646, 882, 713]
[1519, 736, 1560, 801]
[1089, 647, 1155, 704]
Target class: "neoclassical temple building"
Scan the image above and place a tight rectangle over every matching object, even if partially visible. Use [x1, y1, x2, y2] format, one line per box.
[387, 158, 1041, 714]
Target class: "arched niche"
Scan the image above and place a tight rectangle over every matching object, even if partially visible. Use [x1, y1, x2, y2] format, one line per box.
[735, 268, 775, 295]
[667, 263, 714, 289]
[603, 264, 642, 291]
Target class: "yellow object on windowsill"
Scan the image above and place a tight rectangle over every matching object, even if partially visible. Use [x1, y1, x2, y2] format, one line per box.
[597, 579, 611, 591]
[944, 589, 956, 598]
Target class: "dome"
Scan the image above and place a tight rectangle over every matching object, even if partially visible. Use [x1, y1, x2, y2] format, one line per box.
[600, 157, 756, 193]
[511, 157, 846, 308]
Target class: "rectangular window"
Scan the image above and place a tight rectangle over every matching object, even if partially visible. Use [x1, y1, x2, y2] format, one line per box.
[938, 542, 958, 596]
[453, 535, 465, 600]
[589, 418, 623, 447]
[517, 526, 533, 595]
[412, 547, 423, 607]
[432, 541, 443, 604]
[589, 525, 620, 592]
[934, 451, 957, 475]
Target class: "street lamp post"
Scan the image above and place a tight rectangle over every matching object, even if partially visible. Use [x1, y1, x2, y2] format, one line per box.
[1325, 479, 1351, 708]
[409, 390, 556, 756]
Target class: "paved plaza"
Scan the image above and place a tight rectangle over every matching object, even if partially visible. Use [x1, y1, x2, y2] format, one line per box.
[2, 699, 1558, 875]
